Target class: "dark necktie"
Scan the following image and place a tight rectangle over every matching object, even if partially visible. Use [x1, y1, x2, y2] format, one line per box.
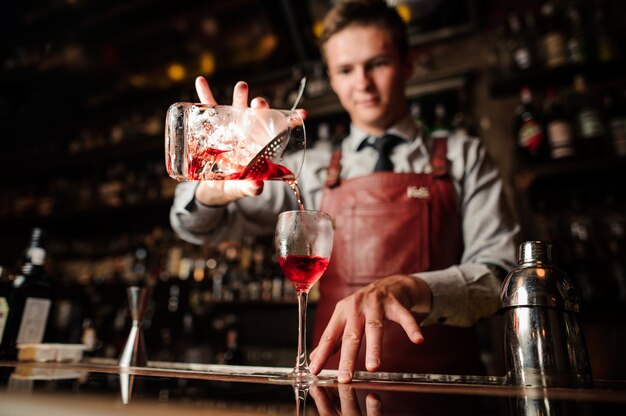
[361, 134, 404, 172]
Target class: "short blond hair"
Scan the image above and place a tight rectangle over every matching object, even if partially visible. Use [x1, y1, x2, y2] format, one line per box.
[319, 0, 409, 61]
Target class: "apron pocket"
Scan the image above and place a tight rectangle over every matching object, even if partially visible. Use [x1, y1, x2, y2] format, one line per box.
[346, 200, 430, 285]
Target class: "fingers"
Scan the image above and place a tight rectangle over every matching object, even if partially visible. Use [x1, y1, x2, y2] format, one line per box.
[309, 385, 339, 416]
[311, 386, 381, 416]
[196, 77, 271, 111]
[232, 81, 249, 108]
[337, 303, 364, 383]
[250, 96, 269, 109]
[296, 108, 307, 120]
[338, 384, 362, 416]
[364, 303, 384, 372]
[195, 76, 217, 105]
[309, 307, 347, 376]
[384, 298, 424, 345]
[365, 393, 382, 416]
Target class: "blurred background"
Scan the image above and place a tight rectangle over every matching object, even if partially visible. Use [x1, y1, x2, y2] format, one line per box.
[1, 0, 626, 379]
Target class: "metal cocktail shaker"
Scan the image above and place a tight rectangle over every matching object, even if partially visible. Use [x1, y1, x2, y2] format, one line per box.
[498, 241, 592, 388]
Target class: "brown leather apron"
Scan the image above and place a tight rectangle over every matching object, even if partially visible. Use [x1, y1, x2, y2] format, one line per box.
[312, 138, 484, 375]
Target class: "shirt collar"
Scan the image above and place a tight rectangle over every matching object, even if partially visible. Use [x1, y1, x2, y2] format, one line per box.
[344, 113, 424, 152]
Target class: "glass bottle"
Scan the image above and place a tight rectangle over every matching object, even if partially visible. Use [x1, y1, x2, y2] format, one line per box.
[430, 103, 452, 138]
[606, 88, 626, 157]
[544, 87, 576, 160]
[514, 86, 548, 165]
[0, 228, 54, 359]
[564, 0, 589, 64]
[602, 193, 626, 305]
[487, 19, 514, 78]
[571, 75, 606, 158]
[540, 0, 568, 68]
[592, 2, 619, 63]
[507, 13, 533, 72]
[410, 101, 428, 133]
[567, 193, 597, 306]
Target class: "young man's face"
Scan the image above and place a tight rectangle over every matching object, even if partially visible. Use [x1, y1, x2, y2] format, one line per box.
[324, 24, 412, 135]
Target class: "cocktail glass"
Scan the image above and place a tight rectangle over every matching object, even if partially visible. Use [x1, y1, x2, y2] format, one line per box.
[165, 104, 305, 181]
[271, 210, 334, 385]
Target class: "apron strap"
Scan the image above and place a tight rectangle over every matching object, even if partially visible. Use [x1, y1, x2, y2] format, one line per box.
[325, 146, 343, 188]
[324, 136, 450, 186]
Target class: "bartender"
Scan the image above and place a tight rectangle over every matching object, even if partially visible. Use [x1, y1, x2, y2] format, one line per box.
[170, 0, 518, 383]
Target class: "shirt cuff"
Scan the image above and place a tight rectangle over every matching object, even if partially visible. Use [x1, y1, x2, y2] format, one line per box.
[412, 266, 468, 326]
[173, 182, 227, 235]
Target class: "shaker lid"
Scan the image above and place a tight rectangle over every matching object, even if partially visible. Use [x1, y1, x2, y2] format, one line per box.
[499, 241, 580, 312]
[518, 240, 554, 264]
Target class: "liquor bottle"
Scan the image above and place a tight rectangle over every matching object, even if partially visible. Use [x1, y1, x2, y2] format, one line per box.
[452, 111, 470, 139]
[606, 89, 626, 157]
[314, 122, 331, 150]
[571, 75, 606, 158]
[223, 327, 244, 365]
[514, 86, 548, 165]
[567, 193, 602, 306]
[592, 2, 619, 63]
[522, 9, 542, 68]
[543, 88, 576, 160]
[305, 62, 329, 98]
[0, 228, 54, 359]
[430, 104, 452, 138]
[602, 193, 626, 305]
[539, 0, 568, 68]
[410, 101, 428, 133]
[564, 0, 589, 64]
[487, 19, 514, 78]
[507, 13, 533, 72]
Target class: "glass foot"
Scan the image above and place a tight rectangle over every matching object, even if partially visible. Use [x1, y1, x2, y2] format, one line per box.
[267, 369, 335, 386]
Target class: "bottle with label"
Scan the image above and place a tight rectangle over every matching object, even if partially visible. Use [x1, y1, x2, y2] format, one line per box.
[543, 87, 576, 160]
[514, 86, 548, 165]
[539, 0, 568, 68]
[0, 228, 54, 359]
[571, 75, 606, 158]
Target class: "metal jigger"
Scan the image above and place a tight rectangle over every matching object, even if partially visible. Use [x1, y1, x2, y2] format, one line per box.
[119, 286, 151, 368]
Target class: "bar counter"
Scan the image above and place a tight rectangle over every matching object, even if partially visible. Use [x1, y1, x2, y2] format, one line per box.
[1, 359, 625, 415]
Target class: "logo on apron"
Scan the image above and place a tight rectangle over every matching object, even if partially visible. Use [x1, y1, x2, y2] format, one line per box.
[407, 186, 430, 199]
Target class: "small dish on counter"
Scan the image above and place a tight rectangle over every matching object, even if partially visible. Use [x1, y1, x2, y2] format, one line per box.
[17, 343, 87, 363]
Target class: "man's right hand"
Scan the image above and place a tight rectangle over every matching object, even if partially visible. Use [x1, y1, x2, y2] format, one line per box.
[193, 76, 269, 206]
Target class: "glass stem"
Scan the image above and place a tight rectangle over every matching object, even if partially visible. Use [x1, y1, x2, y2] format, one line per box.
[293, 384, 309, 416]
[295, 289, 310, 374]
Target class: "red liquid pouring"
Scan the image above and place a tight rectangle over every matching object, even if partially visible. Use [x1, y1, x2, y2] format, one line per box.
[188, 148, 305, 210]
[278, 255, 329, 292]
[187, 147, 231, 180]
[237, 159, 305, 211]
